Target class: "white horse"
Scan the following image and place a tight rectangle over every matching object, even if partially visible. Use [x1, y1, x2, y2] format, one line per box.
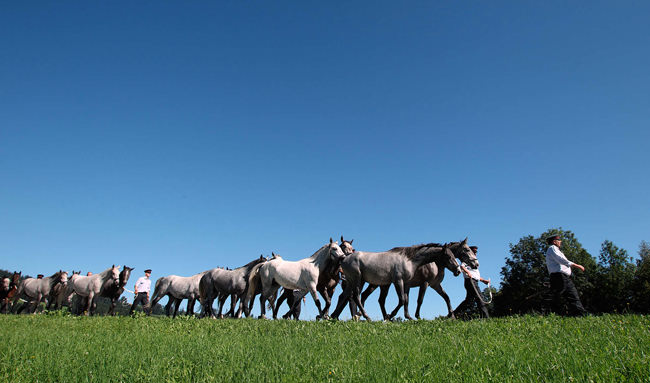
[250, 238, 346, 319]
[149, 271, 208, 318]
[12, 271, 68, 314]
[65, 265, 120, 315]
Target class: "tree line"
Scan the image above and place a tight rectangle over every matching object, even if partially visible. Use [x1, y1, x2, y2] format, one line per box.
[490, 228, 650, 316]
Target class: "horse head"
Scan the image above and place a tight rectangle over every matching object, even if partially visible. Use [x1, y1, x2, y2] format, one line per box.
[340, 236, 355, 255]
[58, 270, 69, 285]
[442, 243, 461, 276]
[11, 271, 21, 286]
[450, 238, 479, 268]
[328, 237, 346, 263]
[111, 265, 121, 286]
[120, 266, 134, 287]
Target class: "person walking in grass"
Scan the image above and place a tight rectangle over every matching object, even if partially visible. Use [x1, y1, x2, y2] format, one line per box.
[453, 246, 491, 319]
[0, 278, 10, 313]
[130, 269, 152, 315]
[545, 235, 587, 316]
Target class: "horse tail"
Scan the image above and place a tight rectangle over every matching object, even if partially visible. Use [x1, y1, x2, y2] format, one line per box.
[242, 263, 263, 317]
[150, 278, 165, 307]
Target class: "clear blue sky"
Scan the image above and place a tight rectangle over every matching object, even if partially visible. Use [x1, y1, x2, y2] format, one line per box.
[2, 1, 649, 319]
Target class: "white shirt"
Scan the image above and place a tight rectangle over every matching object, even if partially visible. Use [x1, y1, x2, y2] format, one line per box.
[134, 276, 151, 293]
[545, 245, 574, 276]
[461, 262, 481, 281]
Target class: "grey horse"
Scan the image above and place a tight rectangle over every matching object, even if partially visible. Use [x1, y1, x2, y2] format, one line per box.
[330, 243, 461, 321]
[12, 271, 68, 314]
[360, 257, 458, 319]
[75, 266, 134, 315]
[199, 255, 267, 318]
[47, 270, 81, 311]
[357, 239, 479, 320]
[149, 271, 207, 318]
[65, 265, 120, 315]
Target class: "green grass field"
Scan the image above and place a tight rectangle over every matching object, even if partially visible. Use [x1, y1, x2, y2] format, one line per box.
[1, 314, 648, 382]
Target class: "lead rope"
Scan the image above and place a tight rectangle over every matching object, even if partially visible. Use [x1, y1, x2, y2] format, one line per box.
[470, 277, 493, 305]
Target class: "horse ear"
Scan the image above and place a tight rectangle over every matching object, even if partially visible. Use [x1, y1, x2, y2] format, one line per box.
[341, 235, 344, 242]
[272, 252, 276, 257]
[462, 237, 468, 245]
[330, 237, 333, 244]
[350, 239, 353, 244]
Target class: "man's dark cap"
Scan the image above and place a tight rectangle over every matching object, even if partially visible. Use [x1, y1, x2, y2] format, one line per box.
[546, 235, 561, 244]
[469, 246, 478, 252]
[144, 269, 152, 273]
[37, 274, 44, 279]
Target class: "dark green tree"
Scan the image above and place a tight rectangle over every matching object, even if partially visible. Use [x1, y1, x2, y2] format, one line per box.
[631, 241, 650, 313]
[492, 228, 597, 316]
[591, 240, 636, 313]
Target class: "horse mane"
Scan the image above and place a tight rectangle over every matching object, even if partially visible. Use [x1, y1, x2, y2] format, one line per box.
[308, 244, 331, 261]
[240, 257, 266, 281]
[389, 243, 443, 260]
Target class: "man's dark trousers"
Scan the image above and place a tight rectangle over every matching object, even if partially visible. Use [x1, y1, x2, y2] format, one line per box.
[130, 292, 150, 315]
[550, 272, 586, 316]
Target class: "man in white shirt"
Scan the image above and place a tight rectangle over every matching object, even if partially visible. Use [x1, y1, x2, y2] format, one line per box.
[453, 246, 491, 318]
[130, 269, 152, 315]
[545, 235, 586, 316]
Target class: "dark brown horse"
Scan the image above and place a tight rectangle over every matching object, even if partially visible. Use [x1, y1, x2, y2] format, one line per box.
[1, 272, 21, 314]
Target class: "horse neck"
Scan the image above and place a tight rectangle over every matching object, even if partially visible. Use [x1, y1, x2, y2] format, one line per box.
[410, 247, 445, 268]
[118, 271, 132, 287]
[44, 274, 59, 287]
[97, 268, 115, 282]
[308, 246, 332, 270]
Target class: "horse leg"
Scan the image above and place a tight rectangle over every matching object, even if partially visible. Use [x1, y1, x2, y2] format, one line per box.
[415, 283, 428, 320]
[318, 285, 332, 318]
[350, 283, 372, 321]
[216, 294, 227, 319]
[32, 293, 43, 314]
[309, 287, 325, 319]
[387, 280, 405, 320]
[378, 285, 391, 320]
[172, 298, 182, 318]
[361, 284, 378, 306]
[108, 298, 116, 316]
[227, 294, 239, 318]
[274, 289, 289, 319]
[283, 292, 296, 319]
[330, 282, 352, 320]
[86, 293, 94, 316]
[187, 298, 195, 316]
[164, 296, 175, 316]
[432, 284, 455, 319]
[235, 294, 247, 318]
[402, 287, 414, 320]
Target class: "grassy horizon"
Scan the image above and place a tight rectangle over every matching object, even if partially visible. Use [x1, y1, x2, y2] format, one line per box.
[1, 314, 648, 382]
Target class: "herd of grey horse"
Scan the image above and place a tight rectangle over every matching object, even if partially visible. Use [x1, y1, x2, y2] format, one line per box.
[6, 236, 480, 321]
